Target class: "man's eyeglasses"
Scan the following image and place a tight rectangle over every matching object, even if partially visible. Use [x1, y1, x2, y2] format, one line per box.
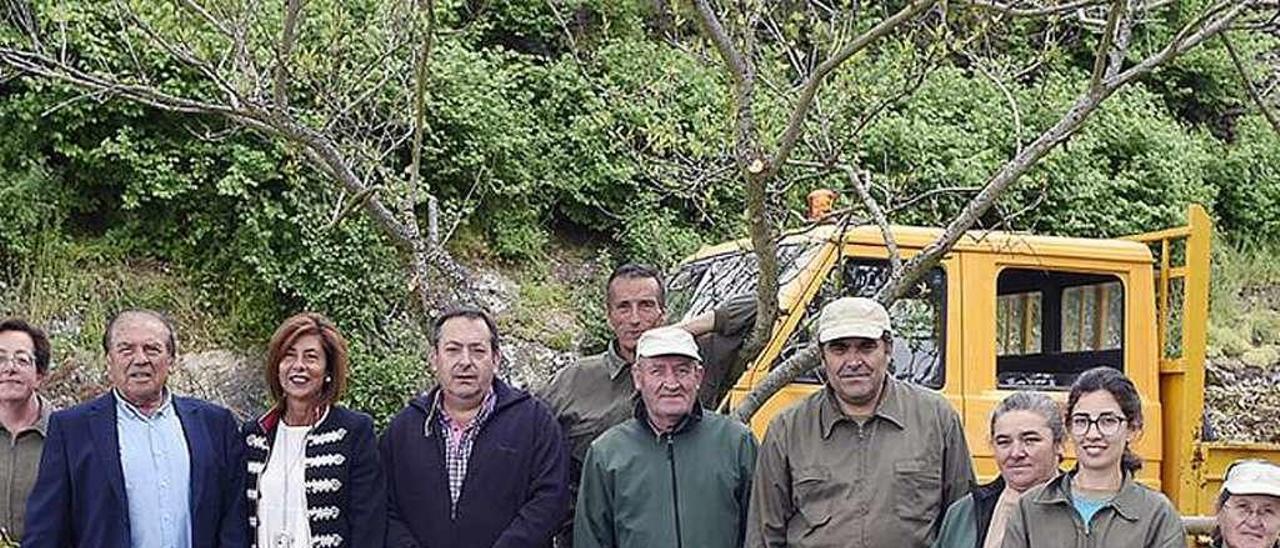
[1069, 413, 1127, 436]
[0, 354, 35, 370]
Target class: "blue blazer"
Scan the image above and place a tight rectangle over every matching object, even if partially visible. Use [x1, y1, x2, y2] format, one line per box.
[24, 392, 249, 548]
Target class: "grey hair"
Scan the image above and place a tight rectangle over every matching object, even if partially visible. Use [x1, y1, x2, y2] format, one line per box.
[103, 309, 178, 357]
[990, 391, 1067, 446]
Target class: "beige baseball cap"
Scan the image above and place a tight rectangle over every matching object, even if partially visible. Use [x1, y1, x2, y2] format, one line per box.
[636, 326, 702, 361]
[1222, 459, 1280, 498]
[816, 297, 892, 344]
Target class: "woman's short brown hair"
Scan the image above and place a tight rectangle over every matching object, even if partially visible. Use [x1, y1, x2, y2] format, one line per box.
[265, 312, 349, 409]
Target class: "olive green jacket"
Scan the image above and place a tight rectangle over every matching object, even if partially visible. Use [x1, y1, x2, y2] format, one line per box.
[746, 380, 975, 548]
[0, 395, 52, 542]
[1001, 470, 1185, 548]
[537, 293, 758, 473]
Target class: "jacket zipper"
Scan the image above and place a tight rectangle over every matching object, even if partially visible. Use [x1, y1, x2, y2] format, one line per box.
[665, 433, 683, 548]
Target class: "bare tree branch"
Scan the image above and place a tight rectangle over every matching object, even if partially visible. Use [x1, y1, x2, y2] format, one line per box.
[1089, 0, 1126, 92]
[1222, 32, 1280, 135]
[731, 344, 821, 422]
[967, 53, 1025, 153]
[877, 0, 1256, 303]
[690, 0, 748, 84]
[768, 0, 937, 176]
[841, 166, 903, 275]
[274, 0, 302, 110]
[728, 0, 1263, 420]
[958, 0, 1106, 17]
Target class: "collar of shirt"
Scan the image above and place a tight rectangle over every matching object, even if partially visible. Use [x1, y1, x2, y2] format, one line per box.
[114, 388, 176, 422]
[31, 394, 52, 436]
[1035, 469, 1144, 522]
[0, 394, 54, 438]
[437, 388, 497, 434]
[818, 377, 906, 439]
[604, 340, 631, 381]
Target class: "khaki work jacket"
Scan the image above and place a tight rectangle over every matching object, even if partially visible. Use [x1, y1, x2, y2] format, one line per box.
[746, 379, 975, 548]
[1001, 470, 1185, 548]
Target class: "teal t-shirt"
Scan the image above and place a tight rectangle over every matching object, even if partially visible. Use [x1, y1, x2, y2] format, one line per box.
[1072, 495, 1109, 532]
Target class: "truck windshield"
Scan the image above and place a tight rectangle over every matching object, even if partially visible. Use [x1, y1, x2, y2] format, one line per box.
[667, 243, 817, 322]
[788, 258, 947, 388]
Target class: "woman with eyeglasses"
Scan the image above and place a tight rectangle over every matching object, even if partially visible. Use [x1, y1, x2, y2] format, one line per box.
[1001, 366, 1184, 547]
[1212, 459, 1280, 548]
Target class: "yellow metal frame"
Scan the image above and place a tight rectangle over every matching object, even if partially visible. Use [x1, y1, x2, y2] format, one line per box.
[1123, 205, 1214, 515]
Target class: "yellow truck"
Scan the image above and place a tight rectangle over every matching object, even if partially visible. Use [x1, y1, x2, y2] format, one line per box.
[668, 204, 1280, 520]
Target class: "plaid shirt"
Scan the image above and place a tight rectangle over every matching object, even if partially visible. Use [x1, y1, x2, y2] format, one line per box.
[438, 390, 497, 517]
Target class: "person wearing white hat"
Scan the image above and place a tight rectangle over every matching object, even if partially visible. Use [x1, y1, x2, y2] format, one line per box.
[538, 264, 758, 547]
[1214, 459, 1280, 548]
[574, 326, 758, 548]
[746, 297, 974, 548]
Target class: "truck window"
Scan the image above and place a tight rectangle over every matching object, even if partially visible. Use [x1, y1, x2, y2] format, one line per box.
[998, 292, 1043, 356]
[784, 258, 947, 389]
[996, 268, 1125, 389]
[667, 243, 816, 321]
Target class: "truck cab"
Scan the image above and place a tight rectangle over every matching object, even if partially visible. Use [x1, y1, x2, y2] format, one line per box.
[669, 205, 1273, 518]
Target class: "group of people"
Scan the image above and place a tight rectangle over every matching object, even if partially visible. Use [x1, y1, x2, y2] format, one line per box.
[0, 262, 1273, 548]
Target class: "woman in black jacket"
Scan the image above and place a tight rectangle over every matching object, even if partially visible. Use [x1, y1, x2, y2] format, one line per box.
[243, 312, 385, 548]
[933, 392, 1065, 548]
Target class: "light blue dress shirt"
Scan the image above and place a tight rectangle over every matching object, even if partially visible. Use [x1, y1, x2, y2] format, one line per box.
[115, 390, 192, 548]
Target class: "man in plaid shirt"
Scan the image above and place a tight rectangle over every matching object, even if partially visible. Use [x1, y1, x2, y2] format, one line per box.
[381, 307, 571, 548]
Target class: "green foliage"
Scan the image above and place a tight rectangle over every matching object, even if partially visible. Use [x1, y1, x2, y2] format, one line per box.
[3, 0, 1280, 426]
[1209, 116, 1280, 244]
[1209, 239, 1280, 356]
[852, 64, 1222, 236]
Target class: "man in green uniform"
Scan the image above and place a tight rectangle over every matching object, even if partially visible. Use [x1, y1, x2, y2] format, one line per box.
[574, 326, 757, 548]
[537, 264, 756, 546]
[746, 297, 974, 548]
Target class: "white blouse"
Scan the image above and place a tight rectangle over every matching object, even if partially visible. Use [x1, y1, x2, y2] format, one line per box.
[257, 424, 312, 548]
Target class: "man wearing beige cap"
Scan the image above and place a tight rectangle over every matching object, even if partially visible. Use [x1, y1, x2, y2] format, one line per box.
[1214, 459, 1280, 548]
[574, 326, 758, 548]
[745, 296, 974, 548]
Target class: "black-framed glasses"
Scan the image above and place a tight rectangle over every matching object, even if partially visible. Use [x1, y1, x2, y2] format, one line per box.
[1069, 413, 1127, 436]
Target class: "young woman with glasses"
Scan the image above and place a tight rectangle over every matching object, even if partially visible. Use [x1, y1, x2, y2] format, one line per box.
[1001, 366, 1184, 547]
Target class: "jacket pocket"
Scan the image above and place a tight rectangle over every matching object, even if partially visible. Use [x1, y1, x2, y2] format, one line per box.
[893, 460, 942, 522]
[792, 467, 836, 537]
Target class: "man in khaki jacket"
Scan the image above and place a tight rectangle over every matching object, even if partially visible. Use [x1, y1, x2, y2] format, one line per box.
[745, 297, 974, 548]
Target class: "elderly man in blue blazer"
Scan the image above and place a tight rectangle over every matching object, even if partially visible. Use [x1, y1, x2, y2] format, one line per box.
[24, 309, 247, 548]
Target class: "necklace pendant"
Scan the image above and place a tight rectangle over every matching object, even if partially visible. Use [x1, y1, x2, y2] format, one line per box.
[274, 532, 294, 548]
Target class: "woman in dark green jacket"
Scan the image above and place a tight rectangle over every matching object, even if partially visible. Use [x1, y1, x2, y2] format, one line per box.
[933, 392, 1065, 548]
[1002, 366, 1184, 548]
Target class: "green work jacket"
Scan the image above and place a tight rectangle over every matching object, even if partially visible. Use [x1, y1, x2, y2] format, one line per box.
[1001, 470, 1185, 548]
[574, 402, 758, 548]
